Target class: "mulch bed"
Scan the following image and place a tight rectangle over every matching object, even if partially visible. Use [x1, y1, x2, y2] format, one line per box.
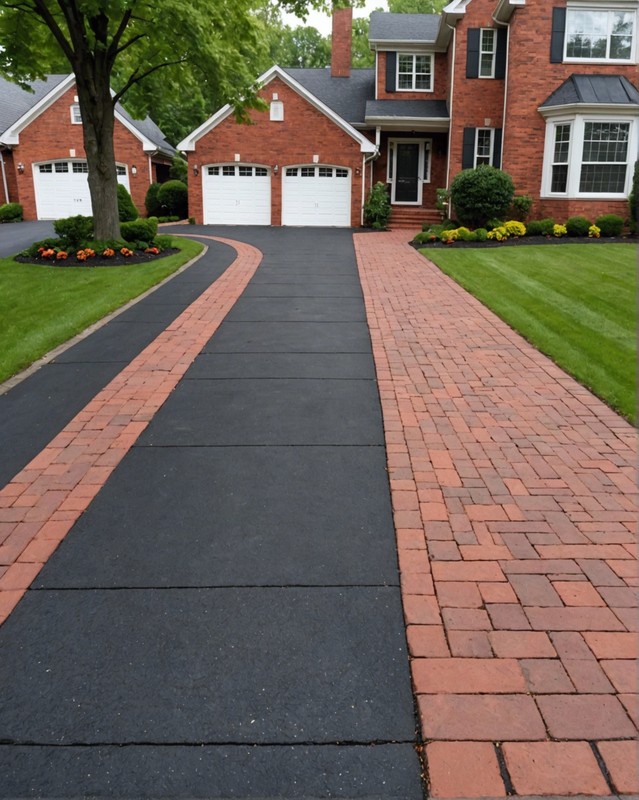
[411, 235, 635, 249]
[15, 248, 179, 267]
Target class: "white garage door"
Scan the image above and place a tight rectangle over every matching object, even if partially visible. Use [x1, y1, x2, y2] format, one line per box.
[203, 164, 271, 225]
[282, 165, 351, 227]
[33, 160, 130, 220]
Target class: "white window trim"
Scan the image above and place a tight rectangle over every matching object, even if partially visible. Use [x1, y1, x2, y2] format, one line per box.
[396, 53, 434, 93]
[479, 29, 497, 78]
[563, 5, 637, 64]
[70, 104, 82, 124]
[541, 113, 638, 198]
[474, 128, 495, 167]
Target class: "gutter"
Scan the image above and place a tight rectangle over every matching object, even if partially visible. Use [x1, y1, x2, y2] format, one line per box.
[445, 23, 456, 193]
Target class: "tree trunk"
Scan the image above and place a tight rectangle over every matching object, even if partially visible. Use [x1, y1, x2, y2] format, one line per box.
[74, 70, 121, 241]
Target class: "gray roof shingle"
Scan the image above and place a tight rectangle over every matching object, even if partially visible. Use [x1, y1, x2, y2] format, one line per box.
[540, 74, 639, 108]
[368, 12, 441, 43]
[0, 74, 175, 154]
[284, 68, 375, 125]
[365, 99, 449, 119]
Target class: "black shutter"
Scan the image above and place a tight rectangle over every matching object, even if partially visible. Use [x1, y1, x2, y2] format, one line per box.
[495, 28, 507, 78]
[466, 29, 480, 78]
[386, 52, 396, 92]
[492, 128, 503, 168]
[550, 8, 566, 63]
[462, 128, 476, 169]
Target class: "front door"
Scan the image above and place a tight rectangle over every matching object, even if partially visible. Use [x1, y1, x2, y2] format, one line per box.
[394, 142, 420, 203]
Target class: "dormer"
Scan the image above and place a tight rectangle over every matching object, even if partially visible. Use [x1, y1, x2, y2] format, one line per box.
[368, 12, 450, 100]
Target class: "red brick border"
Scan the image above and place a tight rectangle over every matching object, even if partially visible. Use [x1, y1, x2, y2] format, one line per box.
[354, 230, 638, 798]
[0, 237, 262, 624]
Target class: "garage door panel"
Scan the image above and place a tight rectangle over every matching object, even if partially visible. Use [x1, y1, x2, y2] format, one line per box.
[203, 165, 271, 225]
[34, 161, 130, 220]
[282, 166, 351, 227]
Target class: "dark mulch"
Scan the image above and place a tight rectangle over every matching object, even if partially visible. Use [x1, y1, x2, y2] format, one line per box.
[15, 248, 179, 267]
[411, 235, 635, 249]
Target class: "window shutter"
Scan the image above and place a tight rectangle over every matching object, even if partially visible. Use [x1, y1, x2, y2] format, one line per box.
[495, 28, 507, 78]
[462, 128, 476, 169]
[466, 29, 480, 78]
[386, 52, 396, 92]
[493, 129, 503, 168]
[550, 8, 566, 63]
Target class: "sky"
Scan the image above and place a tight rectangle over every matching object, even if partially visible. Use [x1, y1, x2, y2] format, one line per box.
[280, 1, 389, 36]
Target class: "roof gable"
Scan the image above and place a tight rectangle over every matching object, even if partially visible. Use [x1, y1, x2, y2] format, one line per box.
[177, 66, 376, 154]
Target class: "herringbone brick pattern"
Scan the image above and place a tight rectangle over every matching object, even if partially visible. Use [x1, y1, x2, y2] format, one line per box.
[354, 230, 637, 798]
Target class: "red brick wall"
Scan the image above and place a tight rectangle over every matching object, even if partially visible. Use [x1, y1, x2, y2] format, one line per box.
[447, 1, 506, 183]
[504, 0, 637, 221]
[376, 51, 449, 101]
[188, 77, 366, 226]
[331, 6, 353, 78]
[10, 83, 157, 220]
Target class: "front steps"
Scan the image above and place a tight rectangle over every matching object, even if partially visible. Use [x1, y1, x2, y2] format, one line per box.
[389, 206, 441, 230]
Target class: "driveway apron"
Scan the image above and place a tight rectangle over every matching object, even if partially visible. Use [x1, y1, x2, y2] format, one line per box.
[0, 228, 424, 798]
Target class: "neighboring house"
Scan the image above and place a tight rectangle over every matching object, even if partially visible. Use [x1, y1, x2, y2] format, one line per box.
[0, 73, 176, 220]
[179, 1, 639, 227]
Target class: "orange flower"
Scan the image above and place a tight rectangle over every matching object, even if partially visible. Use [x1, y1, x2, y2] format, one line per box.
[41, 249, 56, 258]
[76, 250, 87, 261]
[56, 251, 68, 260]
[120, 247, 133, 257]
[144, 246, 159, 255]
[102, 248, 115, 258]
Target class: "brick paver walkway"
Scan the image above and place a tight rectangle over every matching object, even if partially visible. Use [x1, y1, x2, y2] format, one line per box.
[354, 231, 637, 798]
[0, 237, 261, 624]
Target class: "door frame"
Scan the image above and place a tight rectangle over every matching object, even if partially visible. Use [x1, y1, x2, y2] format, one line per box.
[388, 138, 431, 205]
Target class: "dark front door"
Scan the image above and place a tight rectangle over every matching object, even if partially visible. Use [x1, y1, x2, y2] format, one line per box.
[394, 143, 420, 203]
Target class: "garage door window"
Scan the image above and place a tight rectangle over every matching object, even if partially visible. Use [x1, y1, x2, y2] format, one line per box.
[39, 164, 53, 173]
[55, 162, 69, 173]
[73, 162, 89, 173]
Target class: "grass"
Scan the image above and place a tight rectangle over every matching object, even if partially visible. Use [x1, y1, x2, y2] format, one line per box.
[421, 243, 637, 423]
[0, 236, 203, 384]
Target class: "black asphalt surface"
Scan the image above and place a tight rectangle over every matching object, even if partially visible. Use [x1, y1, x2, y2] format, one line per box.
[0, 226, 424, 798]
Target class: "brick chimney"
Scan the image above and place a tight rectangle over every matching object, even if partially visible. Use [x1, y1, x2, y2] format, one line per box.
[331, 6, 352, 78]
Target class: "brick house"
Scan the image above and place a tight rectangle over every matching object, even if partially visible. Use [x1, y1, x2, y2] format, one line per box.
[179, 0, 638, 227]
[0, 73, 175, 220]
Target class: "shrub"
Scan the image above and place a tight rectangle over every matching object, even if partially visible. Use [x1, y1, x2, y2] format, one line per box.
[595, 213, 624, 237]
[364, 182, 391, 229]
[450, 165, 515, 228]
[440, 228, 459, 243]
[413, 231, 435, 244]
[487, 226, 509, 241]
[629, 160, 638, 234]
[539, 218, 556, 236]
[145, 183, 163, 217]
[120, 217, 158, 243]
[457, 227, 477, 241]
[525, 220, 543, 236]
[0, 202, 23, 222]
[589, 225, 601, 238]
[510, 194, 533, 222]
[553, 223, 567, 237]
[565, 216, 591, 237]
[169, 156, 188, 183]
[117, 184, 138, 222]
[504, 220, 526, 237]
[53, 215, 94, 248]
[475, 227, 488, 241]
[158, 179, 188, 219]
[154, 234, 173, 251]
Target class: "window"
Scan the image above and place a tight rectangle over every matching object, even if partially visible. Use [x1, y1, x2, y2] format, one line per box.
[300, 167, 315, 177]
[39, 164, 53, 173]
[475, 129, 494, 166]
[285, 168, 298, 176]
[580, 122, 630, 192]
[70, 104, 82, 124]
[565, 8, 635, 61]
[72, 161, 88, 173]
[551, 124, 571, 192]
[55, 162, 69, 173]
[255, 167, 268, 176]
[116, 165, 126, 176]
[319, 167, 333, 177]
[270, 100, 284, 121]
[239, 166, 253, 176]
[335, 168, 348, 178]
[543, 117, 635, 196]
[208, 166, 220, 175]
[479, 29, 496, 77]
[222, 166, 235, 176]
[397, 53, 432, 91]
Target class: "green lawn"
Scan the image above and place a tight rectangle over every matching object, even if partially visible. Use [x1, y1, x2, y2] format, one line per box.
[0, 237, 203, 384]
[421, 243, 637, 423]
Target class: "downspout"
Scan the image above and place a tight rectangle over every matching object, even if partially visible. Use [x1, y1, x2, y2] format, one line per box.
[445, 23, 456, 195]
[498, 21, 510, 172]
[0, 148, 10, 205]
[360, 126, 381, 226]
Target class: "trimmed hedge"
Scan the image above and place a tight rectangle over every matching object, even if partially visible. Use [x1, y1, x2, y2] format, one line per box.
[117, 184, 138, 222]
[158, 180, 188, 219]
[595, 214, 624, 237]
[53, 215, 94, 248]
[450, 165, 515, 228]
[120, 217, 159, 243]
[0, 202, 23, 222]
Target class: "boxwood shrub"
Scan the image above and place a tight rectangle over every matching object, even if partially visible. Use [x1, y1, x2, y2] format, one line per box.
[595, 213, 624, 237]
[565, 216, 591, 237]
[53, 215, 94, 248]
[450, 165, 514, 228]
[0, 202, 23, 222]
[120, 217, 159, 243]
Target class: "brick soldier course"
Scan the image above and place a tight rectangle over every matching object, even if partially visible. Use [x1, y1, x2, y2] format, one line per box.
[0, 228, 636, 797]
